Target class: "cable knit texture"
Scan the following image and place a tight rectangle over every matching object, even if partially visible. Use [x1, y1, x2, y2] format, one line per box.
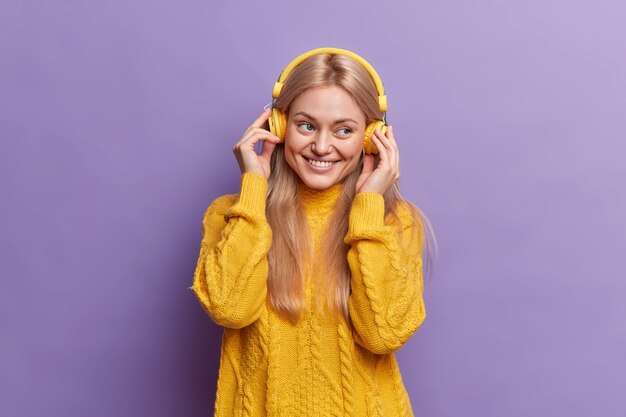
[191, 172, 426, 417]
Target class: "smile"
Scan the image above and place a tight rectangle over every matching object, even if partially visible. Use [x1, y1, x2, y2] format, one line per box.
[306, 157, 338, 168]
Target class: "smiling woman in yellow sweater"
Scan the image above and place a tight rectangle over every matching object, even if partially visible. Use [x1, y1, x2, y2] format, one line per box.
[190, 47, 435, 417]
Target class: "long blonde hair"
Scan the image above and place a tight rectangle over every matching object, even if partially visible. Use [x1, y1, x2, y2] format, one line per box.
[265, 52, 437, 324]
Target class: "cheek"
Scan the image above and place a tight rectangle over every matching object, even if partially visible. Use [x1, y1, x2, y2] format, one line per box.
[340, 143, 363, 172]
[282, 138, 301, 170]
[345, 141, 363, 159]
[284, 128, 305, 148]
[283, 143, 297, 165]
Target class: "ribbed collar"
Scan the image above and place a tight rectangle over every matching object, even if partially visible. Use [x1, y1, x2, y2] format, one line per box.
[297, 180, 344, 217]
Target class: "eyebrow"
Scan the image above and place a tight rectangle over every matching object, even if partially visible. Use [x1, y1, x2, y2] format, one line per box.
[292, 111, 359, 125]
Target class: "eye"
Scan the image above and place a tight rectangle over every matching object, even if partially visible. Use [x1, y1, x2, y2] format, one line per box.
[297, 122, 315, 132]
[337, 128, 352, 136]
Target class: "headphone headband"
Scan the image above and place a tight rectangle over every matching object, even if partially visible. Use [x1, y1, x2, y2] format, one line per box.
[271, 47, 388, 113]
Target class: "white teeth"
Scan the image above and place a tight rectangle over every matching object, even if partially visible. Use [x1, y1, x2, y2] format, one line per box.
[307, 158, 336, 168]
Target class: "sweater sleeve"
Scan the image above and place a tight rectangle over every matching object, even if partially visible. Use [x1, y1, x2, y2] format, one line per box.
[189, 172, 272, 329]
[344, 192, 426, 354]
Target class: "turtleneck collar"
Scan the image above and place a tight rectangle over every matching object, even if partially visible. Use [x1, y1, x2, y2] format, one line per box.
[297, 179, 344, 216]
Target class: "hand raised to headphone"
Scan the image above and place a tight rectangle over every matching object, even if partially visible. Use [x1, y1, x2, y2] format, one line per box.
[233, 108, 281, 179]
[356, 125, 400, 195]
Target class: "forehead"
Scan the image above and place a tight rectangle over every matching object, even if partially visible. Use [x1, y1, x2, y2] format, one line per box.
[289, 86, 365, 123]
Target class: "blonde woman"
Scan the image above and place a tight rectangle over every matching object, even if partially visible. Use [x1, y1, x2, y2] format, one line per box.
[190, 47, 436, 417]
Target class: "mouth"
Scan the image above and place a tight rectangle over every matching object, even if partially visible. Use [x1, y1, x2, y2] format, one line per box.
[305, 157, 340, 169]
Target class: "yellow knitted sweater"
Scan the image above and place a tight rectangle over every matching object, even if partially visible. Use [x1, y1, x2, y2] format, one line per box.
[190, 172, 426, 417]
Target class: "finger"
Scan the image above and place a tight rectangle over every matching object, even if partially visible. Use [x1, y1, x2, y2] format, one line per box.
[377, 125, 399, 174]
[386, 124, 396, 142]
[241, 108, 273, 137]
[235, 128, 280, 150]
[374, 131, 398, 180]
[260, 137, 277, 161]
[250, 128, 281, 148]
[372, 128, 392, 154]
[385, 125, 400, 172]
[251, 108, 273, 129]
[370, 131, 390, 164]
[382, 125, 396, 145]
[386, 125, 398, 153]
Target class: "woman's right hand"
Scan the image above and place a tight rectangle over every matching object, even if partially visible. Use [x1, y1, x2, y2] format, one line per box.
[233, 108, 281, 179]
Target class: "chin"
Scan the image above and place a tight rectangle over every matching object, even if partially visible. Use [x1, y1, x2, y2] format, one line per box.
[299, 175, 340, 190]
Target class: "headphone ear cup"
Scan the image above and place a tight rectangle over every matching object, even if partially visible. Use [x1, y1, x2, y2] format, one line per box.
[268, 109, 287, 142]
[363, 121, 387, 154]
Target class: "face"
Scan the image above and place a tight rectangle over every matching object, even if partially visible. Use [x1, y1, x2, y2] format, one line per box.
[284, 85, 366, 190]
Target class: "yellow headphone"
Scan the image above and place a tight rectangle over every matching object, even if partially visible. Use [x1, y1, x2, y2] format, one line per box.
[268, 47, 388, 155]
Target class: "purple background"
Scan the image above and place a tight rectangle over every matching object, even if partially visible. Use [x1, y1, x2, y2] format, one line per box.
[1, 1, 625, 416]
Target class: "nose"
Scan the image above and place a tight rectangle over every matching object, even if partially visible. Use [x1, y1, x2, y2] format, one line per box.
[312, 129, 333, 155]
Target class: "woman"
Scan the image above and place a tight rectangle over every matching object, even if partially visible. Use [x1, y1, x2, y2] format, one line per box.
[190, 47, 436, 417]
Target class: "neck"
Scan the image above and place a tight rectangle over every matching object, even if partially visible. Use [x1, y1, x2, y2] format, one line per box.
[297, 179, 343, 214]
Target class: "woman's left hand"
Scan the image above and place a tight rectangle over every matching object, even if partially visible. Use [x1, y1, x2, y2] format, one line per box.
[356, 125, 400, 194]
